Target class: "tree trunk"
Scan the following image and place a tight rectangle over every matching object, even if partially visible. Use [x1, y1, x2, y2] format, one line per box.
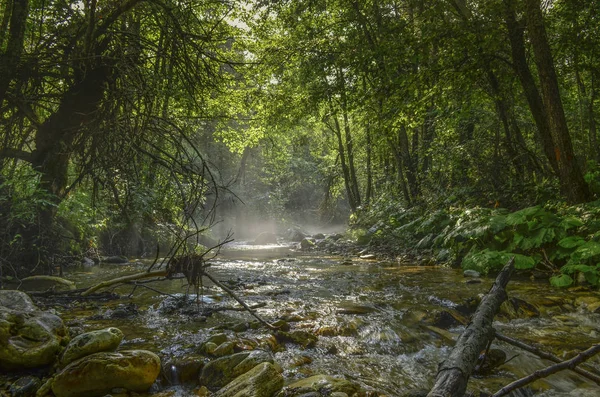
[327, 98, 358, 212]
[524, 0, 591, 203]
[338, 67, 361, 208]
[0, 0, 29, 107]
[503, 0, 558, 174]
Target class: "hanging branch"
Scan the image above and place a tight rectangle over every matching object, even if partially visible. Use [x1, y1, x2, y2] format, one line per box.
[491, 344, 600, 397]
[494, 332, 600, 385]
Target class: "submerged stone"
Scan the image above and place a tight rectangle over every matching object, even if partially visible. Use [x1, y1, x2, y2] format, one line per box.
[279, 375, 359, 396]
[51, 350, 161, 397]
[60, 327, 123, 367]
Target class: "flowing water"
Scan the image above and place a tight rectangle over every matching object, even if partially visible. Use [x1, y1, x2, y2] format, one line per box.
[55, 242, 599, 396]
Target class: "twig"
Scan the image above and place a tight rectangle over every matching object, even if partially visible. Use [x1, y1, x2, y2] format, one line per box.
[202, 271, 278, 330]
[494, 331, 600, 385]
[205, 302, 267, 314]
[491, 344, 600, 397]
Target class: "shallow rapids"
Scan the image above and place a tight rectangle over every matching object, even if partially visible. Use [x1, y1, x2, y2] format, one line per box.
[59, 242, 599, 396]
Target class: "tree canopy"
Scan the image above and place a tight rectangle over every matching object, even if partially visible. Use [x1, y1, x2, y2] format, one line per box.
[1, 0, 598, 276]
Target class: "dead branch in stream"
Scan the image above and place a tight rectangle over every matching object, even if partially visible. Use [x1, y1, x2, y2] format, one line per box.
[490, 344, 600, 397]
[494, 332, 600, 385]
[428, 258, 515, 397]
[81, 270, 168, 296]
[79, 233, 279, 330]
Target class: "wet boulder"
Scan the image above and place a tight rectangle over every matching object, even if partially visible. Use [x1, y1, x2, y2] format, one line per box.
[8, 375, 42, 397]
[0, 290, 38, 312]
[278, 375, 359, 396]
[499, 297, 540, 319]
[51, 350, 161, 397]
[199, 350, 274, 390]
[300, 238, 315, 250]
[285, 228, 306, 242]
[214, 362, 283, 397]
[60, 327, 124, 367]
[0, 307, 68, 370]
[254, 232, 278, 245]
[274, 330, 317, 349]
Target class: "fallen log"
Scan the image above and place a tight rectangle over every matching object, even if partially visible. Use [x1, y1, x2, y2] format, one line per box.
[428, 258, 515, 397]
[495, 332, 600, 385]
[81, 270, 168, 296]
[491, 344, 600, 397]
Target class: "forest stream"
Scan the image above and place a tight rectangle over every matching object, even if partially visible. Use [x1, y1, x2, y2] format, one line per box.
[20, 241, 600, 397]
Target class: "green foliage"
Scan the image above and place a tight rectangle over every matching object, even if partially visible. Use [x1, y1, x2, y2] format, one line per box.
[358, 199, 600, 288]
[463, 249, 535, 274]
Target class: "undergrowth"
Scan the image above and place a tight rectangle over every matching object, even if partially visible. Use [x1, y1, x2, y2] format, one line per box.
[354, 198, 600, 288]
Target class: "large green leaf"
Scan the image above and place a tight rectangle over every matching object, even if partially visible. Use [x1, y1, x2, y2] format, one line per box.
[513, 254, 536, 270]
[569, 241, 600, 263]
[516, 227, 555, 250]
[505, 206, 542, 225]
[550, 274, 574, 288]
[559, 216, 584, 230]
[558, 236, 586, 249]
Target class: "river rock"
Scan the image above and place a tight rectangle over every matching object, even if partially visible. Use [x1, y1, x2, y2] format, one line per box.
[199, 350, 274, 390]
[19, 275, 76, 292]
[254, 232, 277, 245]
[51, 350, 161, 397]
[274, 330, 317, 349]
[300, 238, 315, 250]
[60, 327, 124, 367]
[285, 228, 306, 242]
[499, 297, 540, 319]
[463, 269, 480, 278]
[278, 375, 359, 396]
[0, 290, 38, 312]
[162, 356, 204, 385]
[8, 375, 42, 397]
[0, 307, 68, 370]
[214, 362, 283, 397]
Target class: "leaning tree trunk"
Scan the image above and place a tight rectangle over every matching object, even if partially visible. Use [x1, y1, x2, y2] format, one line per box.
[428, 258, 515, 397]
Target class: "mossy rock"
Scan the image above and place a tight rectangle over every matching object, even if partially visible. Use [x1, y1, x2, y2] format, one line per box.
[199, 350, 274, 390]
[274, 330, 317, 349]
[19, 276, 76, 292]
[0, 308, 68, 370]
[60, 327, 123, 367]
[51, 350, 161, 397]
[214, 362, 283, 397]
